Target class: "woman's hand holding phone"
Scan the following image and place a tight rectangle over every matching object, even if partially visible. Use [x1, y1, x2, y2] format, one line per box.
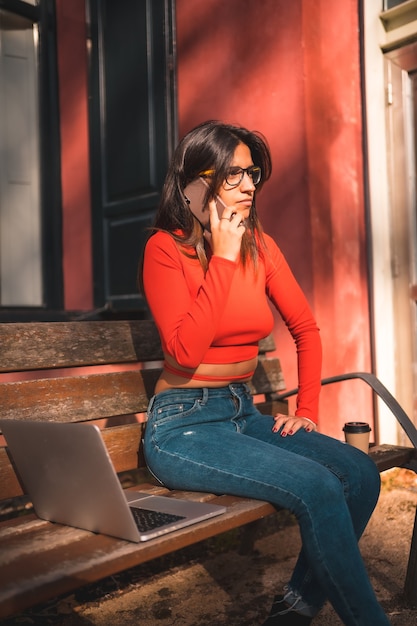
[204, 200, 245, 263]
[184, 176, 245, 262]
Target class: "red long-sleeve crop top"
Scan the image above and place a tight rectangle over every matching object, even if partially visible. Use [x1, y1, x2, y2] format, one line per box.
[142, 230, 322, 422]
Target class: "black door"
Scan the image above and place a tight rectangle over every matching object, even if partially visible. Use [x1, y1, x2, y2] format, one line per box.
[88, 0, 176, 313]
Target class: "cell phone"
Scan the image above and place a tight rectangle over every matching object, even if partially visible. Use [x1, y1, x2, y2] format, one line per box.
[183, 177, 226, 230]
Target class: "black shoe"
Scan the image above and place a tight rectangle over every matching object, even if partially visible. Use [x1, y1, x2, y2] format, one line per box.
[261, 595, 313, 625]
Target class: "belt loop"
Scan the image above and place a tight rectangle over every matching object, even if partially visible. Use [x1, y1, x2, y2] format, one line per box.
[147, 395, 156, 415]
[201, 387, 209, 405]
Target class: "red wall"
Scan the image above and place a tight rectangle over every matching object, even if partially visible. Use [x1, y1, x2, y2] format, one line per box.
[56, 0, 93, 311]
[176, 0, 372, 438]
[301, 3, 372, 437]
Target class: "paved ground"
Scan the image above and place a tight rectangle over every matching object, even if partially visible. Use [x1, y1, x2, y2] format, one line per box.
[1, 468, 417, 626]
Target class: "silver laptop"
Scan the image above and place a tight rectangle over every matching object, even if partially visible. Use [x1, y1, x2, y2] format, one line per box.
[0, 419, 226, 542]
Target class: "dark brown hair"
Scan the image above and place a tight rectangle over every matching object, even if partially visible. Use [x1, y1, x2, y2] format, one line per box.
[139, 120, 272, 286]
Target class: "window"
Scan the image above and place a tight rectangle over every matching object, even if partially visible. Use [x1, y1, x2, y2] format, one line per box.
[0, 0, 61, 316]
[383, 0, 411, 9]
[0, 0, 175, 317]
[0, 5, 41, 305]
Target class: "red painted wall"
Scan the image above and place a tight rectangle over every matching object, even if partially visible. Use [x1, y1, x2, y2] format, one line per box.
[176, 0, 372, 438]
[56, 0, 93, 311]
[302, 2, 372, 438]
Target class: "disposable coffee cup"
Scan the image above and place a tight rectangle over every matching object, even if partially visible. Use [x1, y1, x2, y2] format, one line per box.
[343, 422, 371, 454]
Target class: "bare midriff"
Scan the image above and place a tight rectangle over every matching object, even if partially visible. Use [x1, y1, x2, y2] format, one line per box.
[154, 354, 258, 393]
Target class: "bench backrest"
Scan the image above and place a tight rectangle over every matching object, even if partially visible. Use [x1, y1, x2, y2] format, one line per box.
[0, 321, 287, 501]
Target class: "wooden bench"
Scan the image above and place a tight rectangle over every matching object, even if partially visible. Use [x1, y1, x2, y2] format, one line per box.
[0, 320, 416, 620]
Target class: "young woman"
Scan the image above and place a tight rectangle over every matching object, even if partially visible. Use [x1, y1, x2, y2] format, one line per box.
[140, 120, 390, 625]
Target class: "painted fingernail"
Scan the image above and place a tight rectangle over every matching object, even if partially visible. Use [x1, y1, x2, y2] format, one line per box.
[281, 431, 287, 437]
[288, 430, 294, 436]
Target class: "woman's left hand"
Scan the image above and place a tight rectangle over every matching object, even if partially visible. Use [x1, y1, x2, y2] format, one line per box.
[272, 413, 316, 436]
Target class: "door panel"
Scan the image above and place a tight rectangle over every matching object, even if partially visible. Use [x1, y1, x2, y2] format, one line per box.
[88, 0, 175, 311]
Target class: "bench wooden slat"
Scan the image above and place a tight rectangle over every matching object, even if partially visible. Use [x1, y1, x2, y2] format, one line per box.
[249, 356, 286, 394]
[0, 321, 163, 372]
[0, 493, 275, 620]
[0, 370, 157, 423]
[101, 423, 145, 473]
[257, 399, 290, 417]
[258, 334, 276, 353]
[0, 361, 285, 425]
[368, 444, 417, 472]
[0, 321, 276, 373]
[0, 448, 22, 500]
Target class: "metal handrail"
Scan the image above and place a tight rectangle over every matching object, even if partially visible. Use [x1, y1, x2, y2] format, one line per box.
[275, 372, 417, 450]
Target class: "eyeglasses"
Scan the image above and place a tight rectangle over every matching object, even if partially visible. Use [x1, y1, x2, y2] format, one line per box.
[199, 165, 262, 188]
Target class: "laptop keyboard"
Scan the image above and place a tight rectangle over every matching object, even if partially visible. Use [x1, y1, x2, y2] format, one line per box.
[130, 506, 186, 532]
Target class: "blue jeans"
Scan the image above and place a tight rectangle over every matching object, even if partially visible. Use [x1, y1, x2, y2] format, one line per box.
[144, 383, 390, 625]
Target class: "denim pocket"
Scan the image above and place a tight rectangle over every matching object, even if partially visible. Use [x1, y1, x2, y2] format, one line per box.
[149, 398, 201, 425]
[146, 397, 202, 452]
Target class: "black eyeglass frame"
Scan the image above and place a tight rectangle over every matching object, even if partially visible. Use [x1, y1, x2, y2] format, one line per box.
[199, 166, 262, 188]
